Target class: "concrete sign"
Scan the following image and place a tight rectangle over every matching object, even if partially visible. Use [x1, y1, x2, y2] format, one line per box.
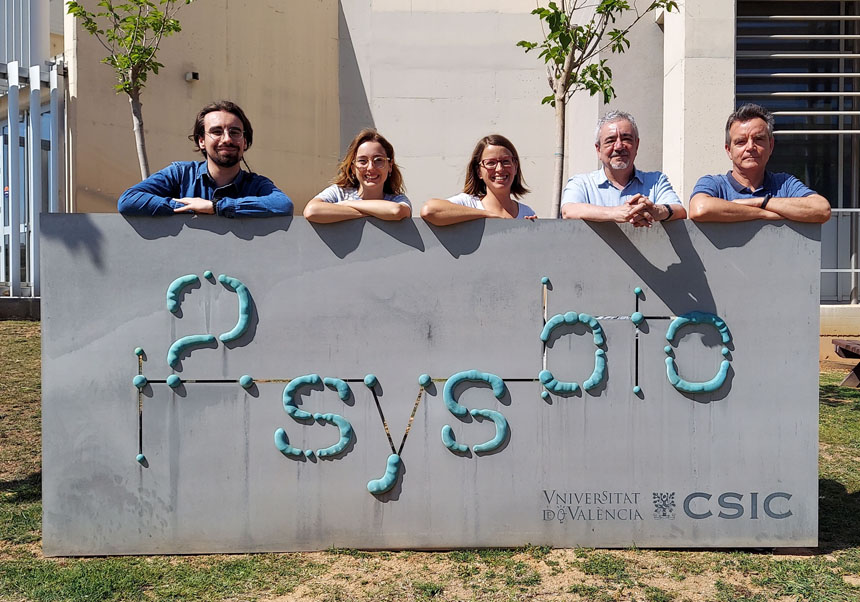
[41, 215, 820, 555]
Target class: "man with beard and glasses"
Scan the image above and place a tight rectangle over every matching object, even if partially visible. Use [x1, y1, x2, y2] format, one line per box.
[117, 100, 293, 217]
[561, 110, 685, 226]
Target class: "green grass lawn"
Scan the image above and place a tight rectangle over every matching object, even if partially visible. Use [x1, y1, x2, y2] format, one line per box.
[1, 321, 858, 601]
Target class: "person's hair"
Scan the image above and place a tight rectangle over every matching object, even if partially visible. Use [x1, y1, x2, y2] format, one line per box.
[594, 110, 639, 145]
[725, 103, 774, 144]
[189, 100, 254, 154]
[332, 128, 405, 195]
[463, 134, 529, 199]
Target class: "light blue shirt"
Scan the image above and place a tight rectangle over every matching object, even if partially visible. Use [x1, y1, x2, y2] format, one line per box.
[561, 168, 681, 207]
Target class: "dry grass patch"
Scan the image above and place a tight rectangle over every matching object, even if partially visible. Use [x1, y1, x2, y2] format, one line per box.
[0, 321, 41, 482]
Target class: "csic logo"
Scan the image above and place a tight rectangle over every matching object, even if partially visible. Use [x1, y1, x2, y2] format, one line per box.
[682, 492, 793, 520]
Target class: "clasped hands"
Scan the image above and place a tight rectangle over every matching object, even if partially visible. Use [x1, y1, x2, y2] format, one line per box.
[612, 194, 667, 227]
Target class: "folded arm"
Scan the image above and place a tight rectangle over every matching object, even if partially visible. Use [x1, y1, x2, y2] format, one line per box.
[117, 170, 182, 216]
[303, 198, 410, 223]
[757, 194, 830, 223]
[690, 193, 792, 222]
[118, 168, 293, 217]
[420, 198, 496, 225]
[216, 178, 293, 217]
[689, 194, 781, 222]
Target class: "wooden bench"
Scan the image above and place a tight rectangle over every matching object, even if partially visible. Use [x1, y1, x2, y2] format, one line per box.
[832, 338, 860, 386]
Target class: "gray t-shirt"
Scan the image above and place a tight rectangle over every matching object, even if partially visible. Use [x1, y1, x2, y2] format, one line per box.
[448, 192, 536, 219]
[315, 184, 411, 207]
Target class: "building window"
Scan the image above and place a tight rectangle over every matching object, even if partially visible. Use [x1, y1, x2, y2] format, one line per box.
[737, 0, 860, 302]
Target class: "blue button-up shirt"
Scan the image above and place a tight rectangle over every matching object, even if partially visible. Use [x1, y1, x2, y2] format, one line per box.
[691, 171, 816, 201]
[117, 161, 293, 217]
[561, 168, 681, 207]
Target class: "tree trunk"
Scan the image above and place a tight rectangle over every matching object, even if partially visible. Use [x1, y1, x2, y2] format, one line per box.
[128, 89, 151, 180]
[550, 96, 567, 219]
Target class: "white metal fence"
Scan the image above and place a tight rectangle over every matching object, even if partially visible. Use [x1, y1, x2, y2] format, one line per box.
[1, 0, 63, 299]
[1, 60, 65, 299]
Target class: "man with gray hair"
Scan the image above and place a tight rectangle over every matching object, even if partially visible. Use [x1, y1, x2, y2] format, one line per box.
[561, 110, 685, 225]
[689, 103, 830, 223]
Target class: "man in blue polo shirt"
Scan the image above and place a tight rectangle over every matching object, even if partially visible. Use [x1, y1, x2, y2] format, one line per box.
[689, 103, 829, 223]
[118, 100, 293, 217]
[561, 110, 686, 226]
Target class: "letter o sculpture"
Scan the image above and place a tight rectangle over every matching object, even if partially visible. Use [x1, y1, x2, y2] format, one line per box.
[539, 312, 607, 394]
[664, 311, 732, 393]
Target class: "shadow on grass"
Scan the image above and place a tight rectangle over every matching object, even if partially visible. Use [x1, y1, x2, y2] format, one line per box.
[0, 472, 41, 503]
[819, 478, 860, 552]
[0, 472, 41, 545]
[819, 384, 860, 409]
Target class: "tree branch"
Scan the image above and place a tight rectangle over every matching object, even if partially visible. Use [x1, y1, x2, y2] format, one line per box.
[129, 3, 145, 55]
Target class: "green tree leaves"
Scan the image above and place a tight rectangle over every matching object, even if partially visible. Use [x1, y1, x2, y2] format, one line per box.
[518, 0, 677, 106]
[66, 0, 190, 95]
[67, 0, 193, 179]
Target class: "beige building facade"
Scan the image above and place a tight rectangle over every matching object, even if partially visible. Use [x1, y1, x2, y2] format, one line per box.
[1, 0, 736, 217]
[4, 0, 860, 360]
[61, 0, 340, 213]
[55, 0, 735, 216]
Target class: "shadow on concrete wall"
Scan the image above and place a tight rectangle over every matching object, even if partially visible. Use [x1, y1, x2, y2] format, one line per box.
[123, 215, 292, 241]
[695, 220, 822, 250]
[310, 218, 425, 258]
[424, 219, 487, 258]
[339, 0, 375, 153]
[40, 212, 105, 270]
[586, 220, 717, 315]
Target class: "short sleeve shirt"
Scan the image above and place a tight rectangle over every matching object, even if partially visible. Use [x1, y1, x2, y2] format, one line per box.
[447, 192, 536, 219]
[691, 171, 816, 201]
[560, 168, 682, 207]
[315, 184, 411, 207]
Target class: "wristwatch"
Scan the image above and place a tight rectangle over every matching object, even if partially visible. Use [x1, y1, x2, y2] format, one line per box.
[760, 193, 772, 210]
[660, 204, 674, 222]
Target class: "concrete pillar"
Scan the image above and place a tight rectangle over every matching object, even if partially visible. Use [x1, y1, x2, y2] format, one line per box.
[29, 0, 49, 67]
[662, 0, 735, 203]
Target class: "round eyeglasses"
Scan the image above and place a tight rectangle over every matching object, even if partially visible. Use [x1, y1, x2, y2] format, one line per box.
[355, 156, 390, 169]
[206, 127, 245, 141]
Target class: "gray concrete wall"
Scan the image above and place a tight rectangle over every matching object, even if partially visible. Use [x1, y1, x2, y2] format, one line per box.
[603, 11, 666, 174]
[662, 0, 736, 201]
[338, 0, 557, 216]
[41, 215, 820, 554]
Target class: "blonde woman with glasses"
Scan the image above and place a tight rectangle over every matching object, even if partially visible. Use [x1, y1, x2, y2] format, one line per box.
[420, 134, 536, 225]
[304, 128, 411, 223]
